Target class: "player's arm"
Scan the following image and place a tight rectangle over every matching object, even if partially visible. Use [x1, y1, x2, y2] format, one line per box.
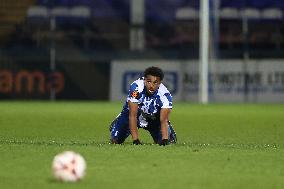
[128, 101, 141, 144]
[160, 108, 171, 145]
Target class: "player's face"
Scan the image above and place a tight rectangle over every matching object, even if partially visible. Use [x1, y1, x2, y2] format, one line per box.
[144, 75, 161, 95]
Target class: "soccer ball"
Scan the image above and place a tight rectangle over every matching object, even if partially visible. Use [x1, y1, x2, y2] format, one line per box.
[52, 151, 86, 182]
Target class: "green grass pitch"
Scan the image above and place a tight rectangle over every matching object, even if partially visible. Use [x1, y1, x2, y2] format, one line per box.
[0, 101, 284, 189]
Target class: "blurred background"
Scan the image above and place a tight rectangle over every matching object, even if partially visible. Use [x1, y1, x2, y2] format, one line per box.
[0, 0, 284, 103]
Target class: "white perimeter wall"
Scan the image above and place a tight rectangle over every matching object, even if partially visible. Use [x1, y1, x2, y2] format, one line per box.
[110, 60, 284, 103]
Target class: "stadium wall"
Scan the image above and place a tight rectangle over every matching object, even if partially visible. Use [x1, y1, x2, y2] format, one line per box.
[1, 57, 284, 102]
[0, 59, 110, 100]
[110, 60, 284, 103]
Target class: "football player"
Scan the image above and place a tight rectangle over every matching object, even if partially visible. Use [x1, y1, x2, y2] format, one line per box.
[109, 66, 177, 145]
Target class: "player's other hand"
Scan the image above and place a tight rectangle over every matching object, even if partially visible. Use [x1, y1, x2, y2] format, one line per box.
[133, 139, 142, 145]
[159, 139, 169, 146]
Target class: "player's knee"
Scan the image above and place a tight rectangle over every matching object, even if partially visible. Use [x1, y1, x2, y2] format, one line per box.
[110, 138, 118, 144]
[169, 133, 177, 144]
[110, 138, 124, 144]
[170, 138, 177, 144]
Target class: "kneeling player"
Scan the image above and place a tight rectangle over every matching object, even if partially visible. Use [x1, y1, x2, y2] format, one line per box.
[109, 66, 177, 145]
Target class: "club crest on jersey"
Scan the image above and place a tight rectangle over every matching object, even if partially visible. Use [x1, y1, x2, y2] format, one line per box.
[131, 91, 139, 99]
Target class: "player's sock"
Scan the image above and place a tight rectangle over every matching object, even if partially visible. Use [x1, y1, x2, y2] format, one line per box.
[169, 126, 177, 143]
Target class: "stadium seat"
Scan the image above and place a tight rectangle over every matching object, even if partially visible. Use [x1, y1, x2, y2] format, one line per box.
[27, 5, 49, 17]
[21, 0, 284, 55]
[218, 7, 242, 49]
[175, 7, 199, 20]
[261, 8, 283, 19]
[69, 6, 91, 28]
[239, 8, 261, 19]
[27, 5, 49, 26]
[248, 0, 272, 9]
[260, 8, 283, 48]
[26, 6, 51, 47]
[70, 6, 91, 18]
[50, 6, 70, 29]
[50, 7, 70, 18]
[220, 0, 247, 9]
[67, 6, 92, 47]
[219, 7, 240, 19]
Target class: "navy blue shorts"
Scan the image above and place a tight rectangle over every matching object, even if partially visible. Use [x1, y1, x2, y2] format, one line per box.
[110, 112, 177, 144]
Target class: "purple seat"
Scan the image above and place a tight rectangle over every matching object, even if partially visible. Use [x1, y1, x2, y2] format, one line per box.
[27, 5, 50, 27]
[145, 0, 184, 23]
[220, 0, 247, 8]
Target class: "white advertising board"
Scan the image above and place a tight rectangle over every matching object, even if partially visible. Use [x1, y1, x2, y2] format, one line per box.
[110, 60, 284, 103]
[110, 60, 185, 101]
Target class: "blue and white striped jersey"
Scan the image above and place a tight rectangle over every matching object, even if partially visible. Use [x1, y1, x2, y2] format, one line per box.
[121, 77, 173, 127]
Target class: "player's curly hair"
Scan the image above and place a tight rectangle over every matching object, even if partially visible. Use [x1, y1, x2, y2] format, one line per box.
[144, 66, 164, 81]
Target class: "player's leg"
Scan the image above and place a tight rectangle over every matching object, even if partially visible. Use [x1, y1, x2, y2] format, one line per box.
[109, 113, 130, 144]
[145, 121, 170, 144]
[109, 113, 121, 131]
[168, 122, 177, 144]
[146, 121, 177, 144]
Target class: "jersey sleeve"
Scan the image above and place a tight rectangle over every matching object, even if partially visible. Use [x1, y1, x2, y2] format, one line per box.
[126, 82, 140, 103]
[160, 92, 173, 109]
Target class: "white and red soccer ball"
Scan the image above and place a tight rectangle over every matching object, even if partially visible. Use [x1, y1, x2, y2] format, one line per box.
[52, 151, 86, 182]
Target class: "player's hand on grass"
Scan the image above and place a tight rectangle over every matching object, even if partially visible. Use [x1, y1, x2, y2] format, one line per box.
[133, 139, 142, 145]
[159, 139, 169, 146]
